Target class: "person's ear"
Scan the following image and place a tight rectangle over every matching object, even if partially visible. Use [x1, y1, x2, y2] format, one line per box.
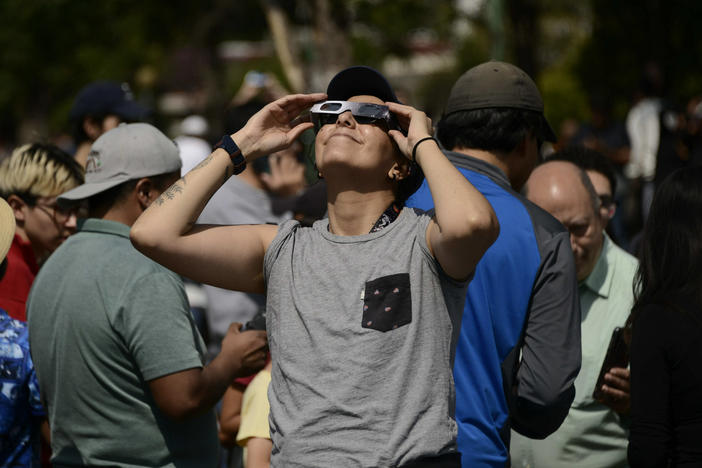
[387, 161, 411, 182]
[607, 203, 616, 220]
[134, 178, 156, 210]
[600, 203, 616, 228]
[83, 117, 103, 141]
[6, 194, 27, 224]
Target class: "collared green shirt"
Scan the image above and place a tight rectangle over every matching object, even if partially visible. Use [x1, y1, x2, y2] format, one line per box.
[511, 234, 638, 468]
[28, 218, 219, 467]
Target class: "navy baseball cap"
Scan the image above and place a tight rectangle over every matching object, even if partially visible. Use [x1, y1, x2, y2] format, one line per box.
[69, 81, 149, 122]
[326, 66, 401, 103]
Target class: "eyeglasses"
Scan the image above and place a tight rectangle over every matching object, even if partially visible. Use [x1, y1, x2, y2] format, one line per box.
[34, 201, 85, 225]
[310, 100, 402, 133]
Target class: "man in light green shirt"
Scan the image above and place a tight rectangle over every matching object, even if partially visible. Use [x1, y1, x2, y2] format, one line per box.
[511, 157, 637, 467]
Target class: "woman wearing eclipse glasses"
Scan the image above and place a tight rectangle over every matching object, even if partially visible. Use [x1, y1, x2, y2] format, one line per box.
[131, 66, 498, 467]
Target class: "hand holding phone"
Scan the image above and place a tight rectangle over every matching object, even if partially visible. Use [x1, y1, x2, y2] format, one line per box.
[593, 326, 631, 413]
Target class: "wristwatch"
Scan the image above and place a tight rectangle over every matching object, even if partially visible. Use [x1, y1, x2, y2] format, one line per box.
[214, 135, 246, 174]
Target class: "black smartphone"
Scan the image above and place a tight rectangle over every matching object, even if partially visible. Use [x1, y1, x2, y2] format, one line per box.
[241, 309, 267, 332]
[592, 326, 630, 400]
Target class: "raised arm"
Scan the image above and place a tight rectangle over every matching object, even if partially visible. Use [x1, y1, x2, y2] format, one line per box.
[386, 102, 499, 280]
[131, 93, 326, 292]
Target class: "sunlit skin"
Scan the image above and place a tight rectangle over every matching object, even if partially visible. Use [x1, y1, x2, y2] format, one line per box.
[15, 195, 78, 263]
[314, 95, 407, 194]
[525, 162, 603, 283]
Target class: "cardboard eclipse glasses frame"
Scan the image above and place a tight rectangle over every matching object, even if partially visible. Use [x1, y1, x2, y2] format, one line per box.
[310, 100, 404, 134]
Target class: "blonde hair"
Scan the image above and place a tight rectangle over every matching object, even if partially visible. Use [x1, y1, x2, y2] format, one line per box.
[0, 143, 84, 201]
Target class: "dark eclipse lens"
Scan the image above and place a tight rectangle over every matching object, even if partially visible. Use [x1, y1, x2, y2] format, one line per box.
[320, 102, 342, 112]
[311, 101, 396, 131]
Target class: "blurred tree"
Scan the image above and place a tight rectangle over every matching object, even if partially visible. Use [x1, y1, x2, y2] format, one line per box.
[577, 0, 702, 113]
[0, 0, 460, 145]
[0, 0, 272, 142]
[506, 0, 541, 77]
[260, 0, 458, 92]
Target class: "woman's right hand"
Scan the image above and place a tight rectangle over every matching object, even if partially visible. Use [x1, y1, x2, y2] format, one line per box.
[234, 93, 327, 162]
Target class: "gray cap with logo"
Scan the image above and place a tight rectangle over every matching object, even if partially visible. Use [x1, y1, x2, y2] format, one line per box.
[59, 123, 182, 201]
[444, 61, 557, 141]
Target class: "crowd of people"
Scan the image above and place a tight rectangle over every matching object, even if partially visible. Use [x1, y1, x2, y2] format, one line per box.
[0, 60, 700, 468]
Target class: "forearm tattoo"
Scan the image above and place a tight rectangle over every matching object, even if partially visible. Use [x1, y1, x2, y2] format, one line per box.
[154, 179, 184, 206]
[153, 152, 233, 208]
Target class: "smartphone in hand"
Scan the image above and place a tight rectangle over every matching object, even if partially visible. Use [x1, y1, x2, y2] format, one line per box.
[241, 309, 267, 332]
[592, 326, 630, 400]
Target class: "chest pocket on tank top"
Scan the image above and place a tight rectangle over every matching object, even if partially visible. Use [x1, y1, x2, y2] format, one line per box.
[361, 273, 412, 332]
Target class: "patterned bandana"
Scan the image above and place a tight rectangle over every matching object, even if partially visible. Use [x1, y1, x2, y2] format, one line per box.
[369, 201, 403, 233]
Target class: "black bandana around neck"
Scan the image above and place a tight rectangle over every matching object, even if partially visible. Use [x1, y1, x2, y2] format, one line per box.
[369, 201, 403, 233]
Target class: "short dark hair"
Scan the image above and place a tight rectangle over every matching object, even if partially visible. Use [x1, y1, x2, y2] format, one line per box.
[436, 108, 545, 154]
[87, 172, 178, 216]
[547, 146, 617, 194]
[633, 166, 702, 317]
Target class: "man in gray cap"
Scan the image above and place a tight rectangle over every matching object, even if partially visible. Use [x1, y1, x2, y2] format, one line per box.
[27, 123, 268, 467]
[406, 61, 581, 468]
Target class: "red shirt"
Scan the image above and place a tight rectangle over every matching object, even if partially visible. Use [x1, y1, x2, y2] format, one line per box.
[0, 235, 38, 322]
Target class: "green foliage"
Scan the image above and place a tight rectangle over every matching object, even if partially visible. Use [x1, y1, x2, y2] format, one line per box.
[539, 65, 589, 135]
[453, 24, 492, 75]
[413, 27, 491, 120]
[0, 0, 272, 138]
[350, 0, 457, 58]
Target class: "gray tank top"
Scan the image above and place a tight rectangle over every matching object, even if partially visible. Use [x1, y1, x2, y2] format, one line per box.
[263, 208, 467, 467]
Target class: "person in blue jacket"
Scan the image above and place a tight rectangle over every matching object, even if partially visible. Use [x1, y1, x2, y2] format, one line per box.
[406, 61, 582, 468]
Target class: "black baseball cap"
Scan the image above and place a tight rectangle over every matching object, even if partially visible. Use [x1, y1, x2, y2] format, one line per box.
[444, 61, 556, 142]
[69, 81, 149, 122]
[326, 66, 401, 103]
[325, 66, 423, 201]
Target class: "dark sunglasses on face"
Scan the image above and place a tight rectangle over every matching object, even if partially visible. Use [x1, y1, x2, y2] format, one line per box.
[310, 100, 403, 133]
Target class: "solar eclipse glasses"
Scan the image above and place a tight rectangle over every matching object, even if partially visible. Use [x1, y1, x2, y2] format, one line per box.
[310, 100, 402, 133]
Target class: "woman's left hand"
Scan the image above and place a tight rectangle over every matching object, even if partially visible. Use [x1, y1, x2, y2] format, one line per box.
[385, 102, 434, 161]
